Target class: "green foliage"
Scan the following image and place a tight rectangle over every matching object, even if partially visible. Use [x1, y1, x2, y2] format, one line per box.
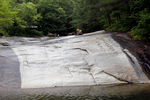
[26, 29, 43, 37]
[0, 0, 74, 36]
[15, 2, 41, 26]
[131, 28, 149, 40]
[0, 28, 9, 36]
[8, 26, 25, 36]
[24, 0, 42, 4]
[106, 16, 137, 32]
[8, 26, 43, 37]
[71, 0, 105, 33]
[37, 0, 74, 35]
[131, 8, 150, 40]
[1, 0, 150, 40]
[71, 0, 133, 33]
[7, 19, 43, 37]
[71, 0, 150, 40]
[0, 0, 17, 36]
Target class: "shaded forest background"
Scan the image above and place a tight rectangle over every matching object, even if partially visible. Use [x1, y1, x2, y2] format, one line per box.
[0, 0, 150, 40]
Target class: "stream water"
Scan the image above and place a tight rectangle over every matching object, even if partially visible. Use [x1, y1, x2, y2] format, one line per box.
[0, 84, 150, 100]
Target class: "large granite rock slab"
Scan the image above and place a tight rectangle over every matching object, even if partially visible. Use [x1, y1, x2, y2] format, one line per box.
[1, 31, 149, 89]
[0, 47, 21, 91]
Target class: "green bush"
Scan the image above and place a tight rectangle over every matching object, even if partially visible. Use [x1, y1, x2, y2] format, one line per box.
[103, 22, 110, 29]
[131, 28, 147, 40]
[105, 21, 128, 32]
[131, 8, 150, 40]
[131, 28, 150, 40]
[0, 28, 9, 36]
[26, 29, 43, 37]
[8, 26, 26, 36]
[106, 16, 137, 32]
[7, 26, 43, 37]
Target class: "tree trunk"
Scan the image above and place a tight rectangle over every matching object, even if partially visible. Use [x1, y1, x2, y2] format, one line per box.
[126, 1, 130, 15]
[107, 14, 112, 25]
[117, 13, 121, 20]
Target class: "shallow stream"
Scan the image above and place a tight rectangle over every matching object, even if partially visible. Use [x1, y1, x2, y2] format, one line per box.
[1, 84, 150, 100]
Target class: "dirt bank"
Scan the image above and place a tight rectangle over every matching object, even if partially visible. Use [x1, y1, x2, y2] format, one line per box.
[111, 32, 150, 79]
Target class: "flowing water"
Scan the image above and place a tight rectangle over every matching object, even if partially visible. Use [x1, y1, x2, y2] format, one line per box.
[1, 84, 150, 100]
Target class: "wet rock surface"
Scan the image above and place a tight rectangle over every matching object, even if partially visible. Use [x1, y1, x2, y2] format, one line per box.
[0, 31, 149, 89]
[111, 32, 150, 80]
[0, 47, 21, 92]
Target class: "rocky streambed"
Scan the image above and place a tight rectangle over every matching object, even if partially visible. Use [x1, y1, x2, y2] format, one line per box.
[0, 30, 149, 89]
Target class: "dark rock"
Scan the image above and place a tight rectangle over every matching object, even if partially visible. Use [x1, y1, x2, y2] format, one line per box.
[2, 42, 11, 46]
[111, 32, 150, 80]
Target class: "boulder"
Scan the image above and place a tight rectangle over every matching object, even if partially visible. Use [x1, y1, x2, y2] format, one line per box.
[47, 33, 55, 37]
[2, 42, 11, 46]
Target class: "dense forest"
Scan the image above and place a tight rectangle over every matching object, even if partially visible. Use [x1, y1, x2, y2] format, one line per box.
[0, 0, 150, 40]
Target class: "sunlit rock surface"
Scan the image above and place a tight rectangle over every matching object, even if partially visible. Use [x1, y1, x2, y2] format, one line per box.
[0, 31, 149, 89]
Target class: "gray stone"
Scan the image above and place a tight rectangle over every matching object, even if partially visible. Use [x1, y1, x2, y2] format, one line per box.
[2, 42, 11, 46]
[47, 33, 55, 37]
[0, 30, 149, 89]
[0, 47, 21, 90]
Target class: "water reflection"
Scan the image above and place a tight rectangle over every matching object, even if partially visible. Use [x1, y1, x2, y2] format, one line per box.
[0, 84, 150, 100]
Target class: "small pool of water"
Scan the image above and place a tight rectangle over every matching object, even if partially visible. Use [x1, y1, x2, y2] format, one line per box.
[0, 84, 150, 100]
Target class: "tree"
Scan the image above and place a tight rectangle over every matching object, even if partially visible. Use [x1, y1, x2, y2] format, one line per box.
[71, 0, 106, 32]
[0, 0, 17, 36]
[130, 0, 150, 40]
[71, 0, 137, 33]
[37, 0, 70, 35]
[24, 0, 42, 4]
[15, 2, 41, 26]
[54, 0, 75, 32]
